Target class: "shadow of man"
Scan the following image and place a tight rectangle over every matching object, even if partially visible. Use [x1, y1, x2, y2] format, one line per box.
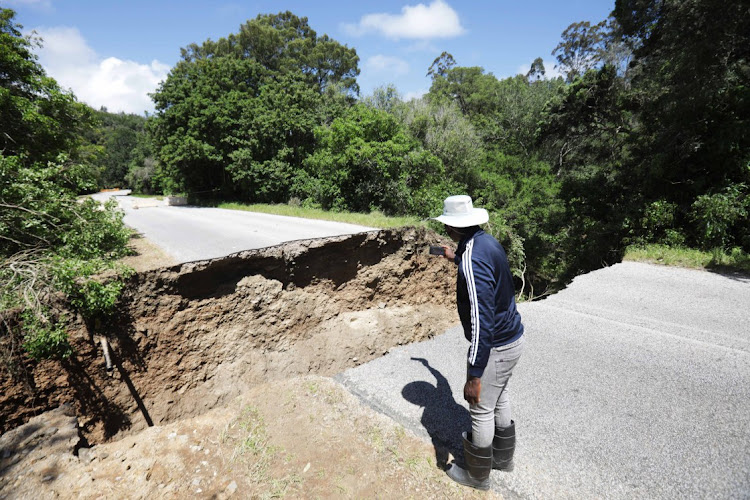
[402, 357, 470, 470]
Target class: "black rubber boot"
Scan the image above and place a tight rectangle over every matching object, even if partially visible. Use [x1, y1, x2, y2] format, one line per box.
[446, 432, 492, 491]
[492, 420, 516, 471]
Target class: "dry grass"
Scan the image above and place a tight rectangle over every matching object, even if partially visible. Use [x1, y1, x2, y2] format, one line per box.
[119, 233, 176, 272]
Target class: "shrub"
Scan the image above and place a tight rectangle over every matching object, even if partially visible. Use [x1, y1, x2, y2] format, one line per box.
[302, 105, 443, 215]
[690, 184, 748, 250]
[21, 310, 72, 360]
[641, 200, 677, 239]
[52, 257, 134, 319]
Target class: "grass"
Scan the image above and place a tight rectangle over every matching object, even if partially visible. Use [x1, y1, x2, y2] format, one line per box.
[218, 202, 425, 229]
[129, 193, 164, 200]
[225, 404, 281, 481]
[624, 244, 750, 274]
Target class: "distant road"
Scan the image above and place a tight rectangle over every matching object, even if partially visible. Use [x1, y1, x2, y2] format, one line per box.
[338, 261, 750, 499]
[91, 190, 376, 263]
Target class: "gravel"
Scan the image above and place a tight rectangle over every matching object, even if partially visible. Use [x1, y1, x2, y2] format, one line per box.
[337, 261, 750, 499]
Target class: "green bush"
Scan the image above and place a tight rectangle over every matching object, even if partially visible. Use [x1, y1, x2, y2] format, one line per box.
[59, 199, 132, 260]
[1, 9, 136, 363]
[485, 213, 526, 283]
[301, 105, 443, 215]
[21, 310, 73, 360]
[690, 184, 748, 250]
[641, 200, 676, 238]
[52, 257, 133, 319]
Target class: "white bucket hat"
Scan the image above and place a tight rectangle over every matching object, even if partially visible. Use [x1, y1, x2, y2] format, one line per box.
[432, 195, 489, 228]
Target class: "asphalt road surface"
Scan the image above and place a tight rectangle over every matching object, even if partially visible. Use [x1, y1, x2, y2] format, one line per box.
[91, 191, 376, 262]
[337, 261, 750, 499]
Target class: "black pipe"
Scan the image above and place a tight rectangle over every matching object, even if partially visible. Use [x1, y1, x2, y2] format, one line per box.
[100, 337, 113, 373]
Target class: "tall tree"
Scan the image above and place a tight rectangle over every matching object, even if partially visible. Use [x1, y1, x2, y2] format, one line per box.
[426, 51, 456, 79]
[300, 104, 441, 215]
[614, 0, 750, 247]
[428, 66, 563, 156]
[616, 0, 750, 191]
[1, 9, 92, 165]
[526, 57, 546, 83]
[396, 98, 483, 192]
[82, 109, 148, 188]
[538, 65, 633, 271]
[363, 84, 402, 113]
[552, 21, 606, 82]
[1, 10, 131, 357]
[150, 12, 359, 200]
[598, 16, 634, 79]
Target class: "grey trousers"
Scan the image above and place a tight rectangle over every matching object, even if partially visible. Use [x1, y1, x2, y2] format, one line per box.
[469, 335, 525, 448]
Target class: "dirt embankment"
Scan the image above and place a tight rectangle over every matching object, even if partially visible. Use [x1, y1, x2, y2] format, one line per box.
[1, 227, 458, 445]
[1, 376, 498, 499]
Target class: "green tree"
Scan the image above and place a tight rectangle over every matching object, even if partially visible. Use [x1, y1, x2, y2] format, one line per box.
[526, 57, 546, 83]
[615, 0, 750, 193]
[537, 65, 633, 279]
[427, 66, 497, 120]
[0, 9, 93, 164]
[362, 84, 402, 113]
[82, 109, 148, 188]
[300, 104, 442, 215]
[614, 0, 750, 249]
[539, 66, 630, 172]
[1, 9, 132, 361]
[124, 126, 159, 194]
[150, 12, 360, 202]
[426, 51, 456, 79]
[598, 16, 634, 79]
[475, 151, 565, 294]
[395, 98, 482, 192]
[428, 67, 563, 156]
[552, 21, 606, 82]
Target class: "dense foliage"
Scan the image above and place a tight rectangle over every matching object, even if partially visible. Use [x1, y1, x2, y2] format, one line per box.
[149, 12, 359, 200]
[615, 0, 750, 250]
[82, 109, 149, 189]
[1, 9, 132, 361]
[299, 104, 443, 215]
[0, 10, 92, 166]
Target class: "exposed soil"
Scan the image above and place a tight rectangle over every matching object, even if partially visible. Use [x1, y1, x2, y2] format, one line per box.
[0, 227, 500, 498]
[0, 376, 498, 499]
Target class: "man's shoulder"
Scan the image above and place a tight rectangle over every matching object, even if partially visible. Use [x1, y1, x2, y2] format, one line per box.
[467, 231, 503, 260]
[473, 231, 502, 250]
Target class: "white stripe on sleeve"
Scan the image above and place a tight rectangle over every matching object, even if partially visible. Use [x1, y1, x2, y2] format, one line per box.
[462, 239, 481, 365]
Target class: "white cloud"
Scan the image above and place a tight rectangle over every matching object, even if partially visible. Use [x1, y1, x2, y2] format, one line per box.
[344, 0, 465, 40]
[365, 55, 410, 76]
[517, 59, 564, 80]
[31, 26, 169, 114]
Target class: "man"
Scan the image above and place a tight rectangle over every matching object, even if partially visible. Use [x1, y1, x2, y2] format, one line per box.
[433, 195, 525, 491]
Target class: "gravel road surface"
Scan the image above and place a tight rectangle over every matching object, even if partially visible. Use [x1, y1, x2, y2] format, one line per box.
[91, 191, 376, 262]
[337, 261, 750, 499]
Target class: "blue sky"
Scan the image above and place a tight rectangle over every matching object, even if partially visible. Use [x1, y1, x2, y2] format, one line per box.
[7, 0, 615, 114]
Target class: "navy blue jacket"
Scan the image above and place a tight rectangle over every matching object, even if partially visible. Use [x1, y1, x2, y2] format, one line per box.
[454, 228, 524, 378]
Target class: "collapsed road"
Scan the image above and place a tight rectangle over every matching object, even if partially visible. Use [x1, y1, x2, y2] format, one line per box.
[1, 227, 749, 498]
[0, 227, 457, 443]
